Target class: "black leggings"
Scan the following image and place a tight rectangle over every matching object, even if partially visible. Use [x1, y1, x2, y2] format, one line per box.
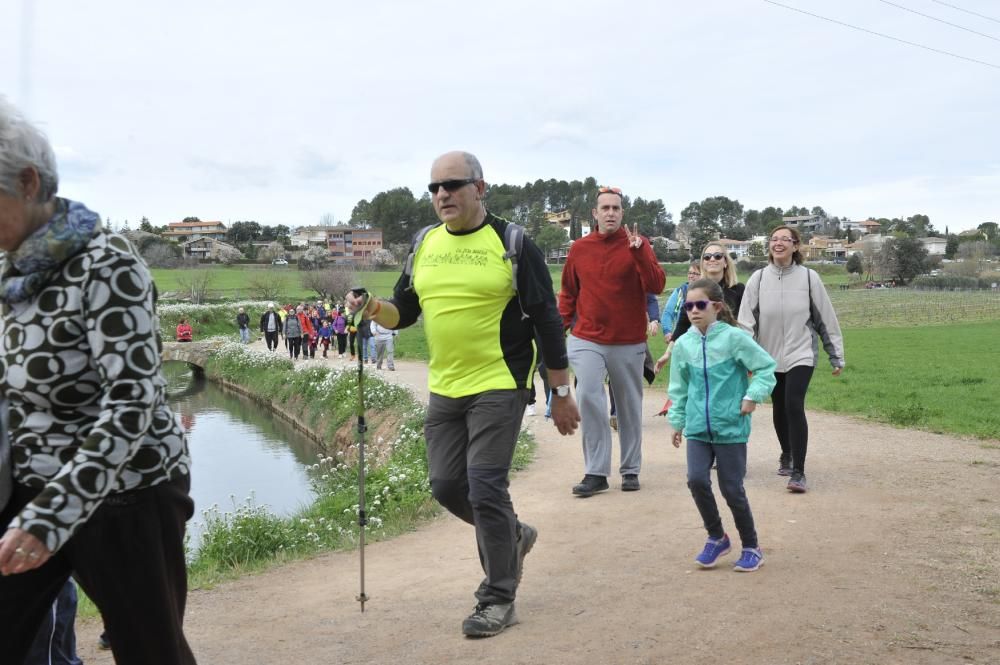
[771, 365, 815, 474]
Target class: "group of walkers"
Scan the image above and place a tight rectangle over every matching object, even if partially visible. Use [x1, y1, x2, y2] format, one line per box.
[255, 301, 398, 369]
[0, 96, 847, 665]
[349, 151, 846, 639]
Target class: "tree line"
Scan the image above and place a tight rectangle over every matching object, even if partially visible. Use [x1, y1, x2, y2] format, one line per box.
[124, 181, 998, 274]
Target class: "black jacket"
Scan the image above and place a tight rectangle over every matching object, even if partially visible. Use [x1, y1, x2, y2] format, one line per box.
[259, 310, 282, 333]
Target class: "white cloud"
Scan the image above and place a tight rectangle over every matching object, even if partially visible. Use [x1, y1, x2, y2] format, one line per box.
[0, 0, 996, 230]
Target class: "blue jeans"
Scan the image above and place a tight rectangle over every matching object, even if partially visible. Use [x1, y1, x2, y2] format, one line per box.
[239, 327, 250, 344]
[686, 439, 758, 549]
[27, 579, 83, 665]
[361, 337, 376, 362]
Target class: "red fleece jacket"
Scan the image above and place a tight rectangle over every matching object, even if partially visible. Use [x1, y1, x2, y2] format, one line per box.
[559, 227, 666, 345]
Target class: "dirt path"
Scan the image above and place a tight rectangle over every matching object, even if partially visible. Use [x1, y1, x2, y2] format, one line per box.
[80, 349, 1000, 665]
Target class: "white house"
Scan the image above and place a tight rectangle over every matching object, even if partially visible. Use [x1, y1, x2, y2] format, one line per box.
[920, 236, 948, 256]
[841, 219, 882, 235]
[716, 238, 751, 258]
[290, 226, 333, 247]
[545, 210, 591, 239]
[782, 215, 824, 232]
[182, 237, 241, 260]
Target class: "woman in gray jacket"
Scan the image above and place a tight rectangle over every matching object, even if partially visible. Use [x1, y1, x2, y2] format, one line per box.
[284, 307, 303, 359]
[738, 225, 844, 493]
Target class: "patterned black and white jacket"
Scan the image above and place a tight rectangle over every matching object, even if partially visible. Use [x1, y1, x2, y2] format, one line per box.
[0, 227, 190, 554]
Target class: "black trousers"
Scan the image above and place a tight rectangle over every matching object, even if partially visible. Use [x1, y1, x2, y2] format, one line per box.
[287, 335, 301, 359]
[687, 440, 757, 549]
[771, 365, 815, 474]
[425, 390, 528, 605]
[263, 330, 279, 350]
[0, 477, 197, 665]
[336, 333, 348, 355]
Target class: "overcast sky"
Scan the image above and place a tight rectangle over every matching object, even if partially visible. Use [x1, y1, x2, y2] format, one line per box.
[3, 0, 998, 233]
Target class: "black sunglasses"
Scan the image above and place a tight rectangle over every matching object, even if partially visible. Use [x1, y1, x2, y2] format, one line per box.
[428, 178, 478, 194]
[683, 300, 712, 312]
[702, 252, 726, 261]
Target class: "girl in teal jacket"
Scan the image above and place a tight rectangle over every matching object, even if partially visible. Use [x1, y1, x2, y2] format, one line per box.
[665, 278, 776, 572]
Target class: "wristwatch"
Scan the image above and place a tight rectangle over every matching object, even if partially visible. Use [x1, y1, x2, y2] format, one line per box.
[553, 385, 571, 398]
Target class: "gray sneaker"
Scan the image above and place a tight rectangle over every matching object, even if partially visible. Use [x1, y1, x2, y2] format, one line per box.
[462, 602, 518, 637]
[515, 523, 538, 586]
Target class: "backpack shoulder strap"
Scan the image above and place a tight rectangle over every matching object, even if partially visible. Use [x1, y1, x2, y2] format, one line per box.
[496, 221, 528, 319]
[402, 224, 440, 292]
[503, 222, 525, 294]
[806, 267, 816, 326]
[750, 268, 765, 338]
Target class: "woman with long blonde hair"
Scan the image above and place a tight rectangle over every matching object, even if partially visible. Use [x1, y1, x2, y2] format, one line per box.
[661, 243, 746, 369]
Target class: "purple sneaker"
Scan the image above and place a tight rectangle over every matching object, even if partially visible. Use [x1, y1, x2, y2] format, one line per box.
[733, 547, 764, 572]
[695, 535, 731, 568]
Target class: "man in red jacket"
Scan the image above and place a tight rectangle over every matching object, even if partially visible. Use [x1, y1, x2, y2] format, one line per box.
[559, 186, 665, 497]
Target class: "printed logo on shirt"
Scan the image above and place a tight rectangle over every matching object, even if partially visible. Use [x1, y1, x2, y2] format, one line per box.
[420, 247, 489, 267]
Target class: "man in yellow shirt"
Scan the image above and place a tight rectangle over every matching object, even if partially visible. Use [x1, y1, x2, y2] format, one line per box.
[347, 151, 579, 638]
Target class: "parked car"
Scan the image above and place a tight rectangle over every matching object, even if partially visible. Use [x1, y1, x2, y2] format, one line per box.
[272, 258, 288, 266]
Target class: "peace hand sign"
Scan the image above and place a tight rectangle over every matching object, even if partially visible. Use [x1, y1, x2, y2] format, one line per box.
[623, 223, 642, 250]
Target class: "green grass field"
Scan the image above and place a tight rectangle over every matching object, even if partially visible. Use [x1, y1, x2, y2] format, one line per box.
[153, 264, 1000, 441]
[150, 266, 403, 303]
[806, 321, 1000, 439]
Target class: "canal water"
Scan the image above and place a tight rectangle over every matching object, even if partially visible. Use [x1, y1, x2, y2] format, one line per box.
[163, 362, 322, 550]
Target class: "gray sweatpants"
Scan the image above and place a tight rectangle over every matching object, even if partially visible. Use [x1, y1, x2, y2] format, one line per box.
[375, 337, 394, 369]
[567, 334, 647, 477]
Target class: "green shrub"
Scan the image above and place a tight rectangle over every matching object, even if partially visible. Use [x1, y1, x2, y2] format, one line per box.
[911, 275, 981, 290]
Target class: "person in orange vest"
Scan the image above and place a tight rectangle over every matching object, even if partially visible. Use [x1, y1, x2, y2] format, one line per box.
[295, 306, 314, 359]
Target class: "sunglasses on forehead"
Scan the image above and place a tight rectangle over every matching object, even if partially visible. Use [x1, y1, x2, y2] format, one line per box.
[427, 178, 478, 194]
[597, 186, 623, 196]
[703, 252, 727, 261]
[683, 300, 714, 312]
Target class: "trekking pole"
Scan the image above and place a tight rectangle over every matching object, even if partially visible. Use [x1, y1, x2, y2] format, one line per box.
[348, 287, 371, 612]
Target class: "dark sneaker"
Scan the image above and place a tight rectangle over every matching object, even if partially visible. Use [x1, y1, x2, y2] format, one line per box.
[787, 472, 807, 493]
[778, 455, 793, 476]
[733, 547, 764, 572]
[98, 632, 111, 650]
[515, 523, 538, 586]
[462, 602, 518, 637]
[621, 474, 640, 491]
[695, 534, 731, 568]
[609, 415, 618, 431]
[572, 474, 609, 497]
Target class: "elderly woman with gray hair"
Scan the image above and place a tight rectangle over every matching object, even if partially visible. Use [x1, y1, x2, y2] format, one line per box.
[0, 99, 197, 664]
